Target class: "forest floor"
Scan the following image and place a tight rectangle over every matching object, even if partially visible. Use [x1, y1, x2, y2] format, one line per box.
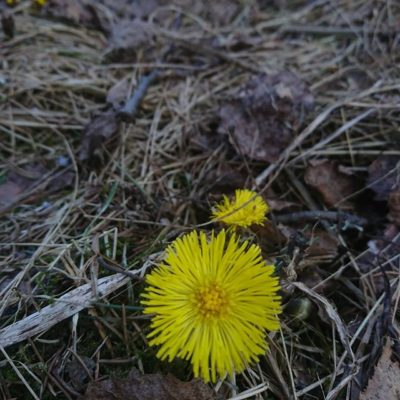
[1, 1, 400, 399]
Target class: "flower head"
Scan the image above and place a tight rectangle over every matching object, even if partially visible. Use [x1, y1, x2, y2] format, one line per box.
[142, 230, 281, 382]
[212, 189, 269, 228]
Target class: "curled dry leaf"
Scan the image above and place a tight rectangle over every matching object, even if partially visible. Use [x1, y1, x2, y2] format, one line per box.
[83, 368, 216, 400]
[304, 159, 358, 209]
[218, 71, 314, 163]
[79, 109, 120, 161]
[360, 340, 400, 400]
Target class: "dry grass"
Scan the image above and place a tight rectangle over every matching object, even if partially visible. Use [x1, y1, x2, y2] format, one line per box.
[1, 1, 400, 399]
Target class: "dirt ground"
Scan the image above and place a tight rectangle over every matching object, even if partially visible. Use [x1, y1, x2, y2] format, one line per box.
[1, 1, 400, 399]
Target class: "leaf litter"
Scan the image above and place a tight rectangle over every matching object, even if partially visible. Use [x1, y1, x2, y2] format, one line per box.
[1, 0, 400, 399]
[83, 368, 216, 400]
[218, 71, 314, 163]
[360, 340, 400, 400]
[304, 159, 360, 209]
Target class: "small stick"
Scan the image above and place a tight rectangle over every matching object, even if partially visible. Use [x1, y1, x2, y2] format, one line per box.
[281, 24, 397, 39]
[274, 210, 367, 228]
[117, 15, 181, 123]
[97, 256, 142, 280]
[116, 69, 159, 122]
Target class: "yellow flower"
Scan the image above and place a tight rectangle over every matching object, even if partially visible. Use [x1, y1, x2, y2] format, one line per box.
[34, 0, 47, 6]
[142, 230, 281, 383]
[212, 189, 269, 228]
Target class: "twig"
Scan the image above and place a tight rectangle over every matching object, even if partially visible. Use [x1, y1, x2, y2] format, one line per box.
[274, 211, 367, 229]
[281, 24, 398, 39]
[97, 256, 143, 280]
[117, 15, 182, 122]
[0, 273, 129, 348]
[116, 69, 160, 122]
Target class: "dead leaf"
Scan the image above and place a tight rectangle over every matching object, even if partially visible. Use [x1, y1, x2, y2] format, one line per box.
[83, 368, 216, 400]
[358, 224, 399, 293]
[304, 230, 338, 260]
[388, 191, 400, 226]
[96, 0, 160, 25]
[360, 340, 400, 400]
[367, 156, 400, 201]
[106, 77, 130, 109]
[79, 109, 120, 161]
[67, 356, 96, 391]
[252, 221, 287, 249]
[218, 71, 314, 163]
[40, 0, 95, 26]
[1, 10, 15, 38]
[266, 198, 298, 211]
[203, 1, 238, 25]
[204, 163, 247, 194]
[103, 19, 155, 63]
[304, 159, 358, 209]
[345, 68, 373, 91]
[0, 164, 74, 210]
[0, 182, 23, 207]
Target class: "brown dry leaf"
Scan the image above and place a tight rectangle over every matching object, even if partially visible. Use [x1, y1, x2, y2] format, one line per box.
[67, 356, 96, 391]
[0, 182, 23, 207]
[252, 222, 287, 249]
[40, 0, 159, 32]
[367, 156, 400, 201]
[83, 368, 216, 400]
[302, 231, 338, 267]
[218, 71, 314, 163]
[1, 10, 15, 38]
[163, 0, 239, 26]
[0, 164, 74, 210]
[358, 224, 399, 293]
[104, 18, 155, 63]
[204, 163, 247, 194]
[39, 0, 240, 63]
[388, 191, 400, 226]
[106, 76, 130, 108]
[40, 0, 95, 25]
[304, 159, 358, 209]
[266, 198, 298, 211]
[79, 109, 120, 161]
[360, 340, 400, 400]
[97, 0, 160, 24]
[202, 1, 239, 25]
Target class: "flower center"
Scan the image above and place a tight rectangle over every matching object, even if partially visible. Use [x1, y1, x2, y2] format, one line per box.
[194, 283, 229, 319]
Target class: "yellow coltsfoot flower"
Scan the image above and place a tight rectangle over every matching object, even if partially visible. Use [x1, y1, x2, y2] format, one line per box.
[212, 189, 269, 228]
[142, 230, 281, 383]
